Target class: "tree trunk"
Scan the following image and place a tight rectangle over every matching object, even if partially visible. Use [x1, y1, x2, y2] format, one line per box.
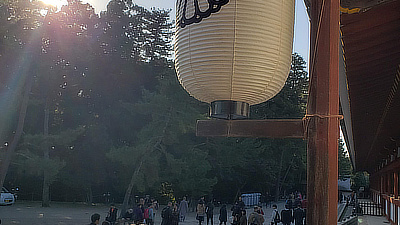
[120, 108, 172, 217]
[120, 160, 144, 216]
[0, 73, 33, 189]
[87, 186, 93, 204]
[42, 97, 50, 207]
[275, 150, 285, 202]
[280, 154, 296, 189]
[233, 182, 246, 204]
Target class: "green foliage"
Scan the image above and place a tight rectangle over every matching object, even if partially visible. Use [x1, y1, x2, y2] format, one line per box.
[100, 0, 172, 63]
[165, 143, 218, 198]
[107, 64, 212, 199]
[1, 0, 311, 204]
[15, 127, 85, 185]
[17, 151, 65, 183]
[208, 137, 306, 202]
[21, 126, 85, 147]
[338, 139, 352, 178]
[352, 171, 369, 191]
[251, 53, 308, 119]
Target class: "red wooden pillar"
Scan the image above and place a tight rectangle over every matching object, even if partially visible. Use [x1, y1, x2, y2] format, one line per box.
[306, 0, 340, 224]
[390, 173, 392, 195]
[383, 174, 386, 194]
[389, 173, 392, 220]
[382, 175, 385, 204]
[395, 172, 399, 199]
[386, 174, 388, 194]
[395, 172, 399, 225]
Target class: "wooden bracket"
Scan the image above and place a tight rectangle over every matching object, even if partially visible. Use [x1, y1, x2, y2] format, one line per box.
[196, 119, 304, 138]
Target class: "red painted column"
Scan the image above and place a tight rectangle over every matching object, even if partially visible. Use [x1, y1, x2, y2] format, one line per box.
[381, 175, 384, 201]
[390, 173, 392, 194]
[395, 172, 399, 225]
[306, 0, 340, 224]
[395, 172, 399, 199]
[383, 174, 386, 194]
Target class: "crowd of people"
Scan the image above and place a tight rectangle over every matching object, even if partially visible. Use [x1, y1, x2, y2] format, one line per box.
[87, 197, 160, 225]
[87, 193, 307, 225]
[274, 192, 306, 225]
[191, 195, 306, 225]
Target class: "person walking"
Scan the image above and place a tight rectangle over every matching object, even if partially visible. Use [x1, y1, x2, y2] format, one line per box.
[133, 204, 144, 225]
[280, 204, 293, 225]
[231, 202, 241, 219]
[106, 204, 118, 225]
[294, 198, 301, 209]
[238, 210, 247, 225]
[219, 204, 228, 225]
[196, 198, 206, 225]
[270, 205, 280, 225]
[286, 198, 293, 210]
[237, 197, 245, 211]
[179, 197, 189, 222]
[248, 206, 264, 225]
[172, 203, 180, 225]
[161, 202, 173, 225]
[146, 203, 155, 225]
[258, 206, 264, 215]
[293, 204, 305, 225]
[206, 200, 214, 225]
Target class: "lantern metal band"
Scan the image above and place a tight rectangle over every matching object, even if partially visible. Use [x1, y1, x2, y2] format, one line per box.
[177, 0, 229, 28]
[210, 100, 249, 119]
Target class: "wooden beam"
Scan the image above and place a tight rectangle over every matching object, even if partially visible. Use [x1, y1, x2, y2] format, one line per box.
[372, 157, 400, 175]
[196, 119, 304, 138]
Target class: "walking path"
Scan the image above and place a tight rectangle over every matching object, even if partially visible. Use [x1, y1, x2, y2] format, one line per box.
[179, 201, 288, 225]
[0, 201, 288, 225]
[1, 200, 392, 224]
[358, 215, 390, 224]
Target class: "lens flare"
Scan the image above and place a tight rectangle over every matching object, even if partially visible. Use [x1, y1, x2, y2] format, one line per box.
[39, 0, 68, 10]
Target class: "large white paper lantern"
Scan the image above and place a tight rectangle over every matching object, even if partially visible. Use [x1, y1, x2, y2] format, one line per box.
[175, 0, 295, 119]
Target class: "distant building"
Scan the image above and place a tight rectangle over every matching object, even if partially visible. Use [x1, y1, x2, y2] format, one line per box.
[338, 178, 352, 202]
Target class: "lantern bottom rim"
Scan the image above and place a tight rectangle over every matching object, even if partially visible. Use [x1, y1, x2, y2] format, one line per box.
[210, 100, 250, 120]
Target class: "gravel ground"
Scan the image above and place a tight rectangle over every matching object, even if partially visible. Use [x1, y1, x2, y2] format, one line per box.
[0, 201, 287, 225]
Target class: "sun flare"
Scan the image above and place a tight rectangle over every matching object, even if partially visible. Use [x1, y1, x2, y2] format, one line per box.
[39, 0, 68, 10]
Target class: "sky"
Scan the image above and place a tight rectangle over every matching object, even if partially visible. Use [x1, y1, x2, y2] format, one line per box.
[84, 0, 311, 67]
